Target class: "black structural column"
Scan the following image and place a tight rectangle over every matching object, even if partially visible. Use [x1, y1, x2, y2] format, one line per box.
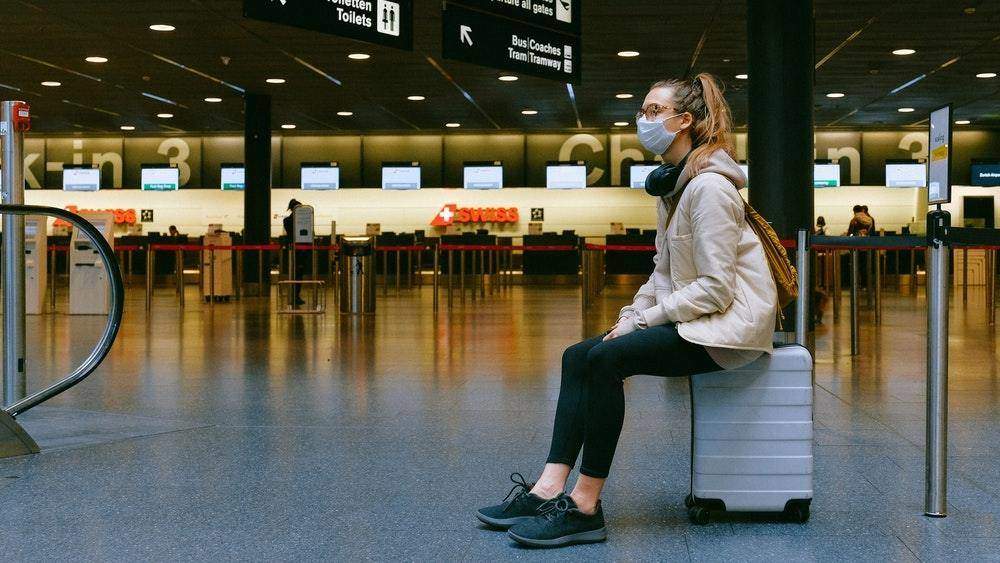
[746, 0, 814, 238]
[244, 93, 272, 296]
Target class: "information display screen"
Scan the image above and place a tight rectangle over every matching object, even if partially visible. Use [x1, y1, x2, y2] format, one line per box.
[382, 163, 421, 190]
[971, 160, 1000, 187]
[300, 163, 340, 190]
[463, 163, 503, 189]
[813, 163, 841, 188]
[220, 164, 245, 191]
[63, 167, 100, 192]
[629, 162, 661, 189]
[885, 161, 927, 188]
[546, 163, 587, 189]
[141, 166, 180, 191]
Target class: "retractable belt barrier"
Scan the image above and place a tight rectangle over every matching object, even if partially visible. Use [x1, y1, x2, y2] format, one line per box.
[374, 245, 430, 296]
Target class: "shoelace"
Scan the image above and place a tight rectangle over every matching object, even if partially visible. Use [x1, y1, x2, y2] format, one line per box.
[501, 472, 533, 510]
[536, 497, 572, 521]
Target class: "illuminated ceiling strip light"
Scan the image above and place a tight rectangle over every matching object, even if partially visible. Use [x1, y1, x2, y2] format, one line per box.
[423, 54, 500, 129]
[60, 98, 121, 117]
[566, 83, 582, 129]
[145, 52, 246, 94]
[293, 56, 343, 86]
[142, 92, 180, 106]
[816, 14, 878, 69]
[889, 74, 926, 94]
[0, 49, 104, 83]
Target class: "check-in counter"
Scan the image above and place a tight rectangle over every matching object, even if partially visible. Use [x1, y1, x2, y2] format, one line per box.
[522, 232, 579, 276]
[605, 229, 656, 275]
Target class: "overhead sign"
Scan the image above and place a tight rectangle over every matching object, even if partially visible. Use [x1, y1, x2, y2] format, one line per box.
[928, 105, 952, 205]
[244, 0, 413, 51]
[442, 3, 581, 83]
[453, 0, 580, 35]
[431, 204, 520, 227]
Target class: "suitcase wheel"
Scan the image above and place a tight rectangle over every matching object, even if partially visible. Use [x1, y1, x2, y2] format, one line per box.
[785, 500, 810, 524]
[688, 506, 711, 525]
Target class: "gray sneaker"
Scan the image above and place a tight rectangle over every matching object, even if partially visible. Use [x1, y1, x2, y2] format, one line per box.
[507, 494, 607, 548]
[476, 473, 550, 529]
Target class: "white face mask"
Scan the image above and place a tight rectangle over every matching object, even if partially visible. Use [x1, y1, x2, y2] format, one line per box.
[636, 113, 684, 155]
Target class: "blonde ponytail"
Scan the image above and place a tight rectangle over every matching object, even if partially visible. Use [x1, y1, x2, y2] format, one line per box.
[649, 73, 735, 171]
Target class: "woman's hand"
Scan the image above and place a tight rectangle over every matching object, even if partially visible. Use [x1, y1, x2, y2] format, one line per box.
[603, 317, 638, 341]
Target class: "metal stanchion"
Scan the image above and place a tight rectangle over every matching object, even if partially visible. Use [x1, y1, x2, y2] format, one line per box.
[962, 247, 968, 305]
[145, 246, 153, 310]
[433, 244, 440, 312]
[850, 249, 859, 356]
[258, 248, 265, 296]
[209, 247, 216, 308]
[795, 230, 809, 346]
[382, 250, 389, 297]
[460, 251, 466, 304]
[910, 248, 917, 294]
[176, 249, 185, 308]
[395, 250, 401, 294]
[235, 248, 243, 301]
[49, 247, 57, 313]
[447, 249, 454, 309]
[925, 210, 950, 518]
[479, 249, 486, 298]
[833, 249, 841, 321]
[988, 249, 997, 327]
[874, 249, 882, 325]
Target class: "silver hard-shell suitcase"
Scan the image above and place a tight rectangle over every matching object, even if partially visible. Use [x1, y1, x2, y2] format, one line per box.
[686, 344, 814, 524]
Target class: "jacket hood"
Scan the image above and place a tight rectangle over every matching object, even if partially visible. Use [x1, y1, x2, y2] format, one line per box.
[676, 149, 746, 191]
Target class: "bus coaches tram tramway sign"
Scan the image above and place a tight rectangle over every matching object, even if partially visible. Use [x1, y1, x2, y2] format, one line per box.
[244, 0, 413, 51]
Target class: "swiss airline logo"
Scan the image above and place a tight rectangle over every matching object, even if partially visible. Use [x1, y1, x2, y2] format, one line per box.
[431, 204, 519, 227]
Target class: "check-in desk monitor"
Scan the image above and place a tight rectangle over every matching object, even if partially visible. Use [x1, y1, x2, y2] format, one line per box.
[629, 161, 661, 189]
[63, 165, 100, 192]
[301, 162, 340, 190]
[292, 205, 315, 244]
[25, 216, 48, 314]
[221, 163, 245, 190]
[70, 211, 115, 315]
[382, 162, 421, 190]
[885, 160, 926, 188]
[463, 161, 503, 189]
[141, 165, 180, 191]
[970, 159, 1000, 187]
[546, 161, 587, 189]
[813, 163, 841, 188]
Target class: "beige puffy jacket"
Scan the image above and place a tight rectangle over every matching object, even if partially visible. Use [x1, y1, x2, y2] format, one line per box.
[620, 149, 778, 368]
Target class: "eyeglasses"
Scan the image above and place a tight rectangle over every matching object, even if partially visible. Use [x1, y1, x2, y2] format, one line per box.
[635, 103, 683, 121]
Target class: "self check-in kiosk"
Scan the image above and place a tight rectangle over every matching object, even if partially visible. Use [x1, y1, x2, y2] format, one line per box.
[201, 224, 234, 300]
[292, 205, 315, 244]
[25, 216, 48, 314]
[69, 211, 114, 315]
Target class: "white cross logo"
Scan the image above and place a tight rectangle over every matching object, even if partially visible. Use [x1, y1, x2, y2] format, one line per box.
[438, 206, 454, 223]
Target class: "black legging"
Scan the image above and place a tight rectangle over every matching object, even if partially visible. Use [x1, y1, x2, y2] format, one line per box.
[546, 323, 719, 479]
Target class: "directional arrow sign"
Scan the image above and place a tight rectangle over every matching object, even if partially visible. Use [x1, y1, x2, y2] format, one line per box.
[443, 4, 581, 83]
[244, 0, 413, 51]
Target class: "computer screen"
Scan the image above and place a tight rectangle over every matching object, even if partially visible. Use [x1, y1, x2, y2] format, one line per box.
[463, 162, 503, 189]
[813, 163, 841, 188]
[971, 160, 1000, 187]
[546, 163, 587, 189]
[382, 162, 421, 190]
[300, 163, 340, 190]
[628, 162, 661, 189]
[885, 162, 926, 188]
[141, 166, 180, 191]
[220, 164, 245, 191]
[63, 166, 100, 192]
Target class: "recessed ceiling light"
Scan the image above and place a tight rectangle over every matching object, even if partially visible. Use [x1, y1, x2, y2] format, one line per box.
[617, 50, 640, 58]
[407, 95, 426, 101]
[157, 113, 174, 119]
[614, 121, 630, 127]
[735, 74, 748, 80]
[120, 125, 135, 131]
[445, 122, 461, 128]
[898, 107, 915, 113]
[892, 48, 916, 56]
[615, 93, 634, 99]
[954, 119, 971, 125]
[281, 124, 296, 130]
[521, 110, 538, 115]
[265, 78, 286, 84]
[41, 81, 62, 87]
[337, 111, 353, 117]
[149, 24, 175, 32]
[85, 56, 108, 64]
[204, 97, 222, 103]
[826, 92, 846, 98]
[348, 53, 370, 60]
[498, 75, 519, 82]
[976, 72, 997, 79]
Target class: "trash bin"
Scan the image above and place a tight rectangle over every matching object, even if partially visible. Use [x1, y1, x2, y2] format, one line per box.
[339, 236, 375, 314]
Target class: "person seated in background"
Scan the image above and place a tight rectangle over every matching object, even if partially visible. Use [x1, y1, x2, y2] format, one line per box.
[168, 225, 181, 237]
[847, 205, 872, 236]
[815, 216, 827, 236]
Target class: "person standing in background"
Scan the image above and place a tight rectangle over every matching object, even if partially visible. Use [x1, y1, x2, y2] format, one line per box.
[815, 216, 826, 236]
[861, 206, 876, 234]
[283, 199, 307, 307]
[847, 205, 872, 236]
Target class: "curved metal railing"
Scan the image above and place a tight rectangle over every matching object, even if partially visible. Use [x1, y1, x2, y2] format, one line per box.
[0, 204, 124, 417]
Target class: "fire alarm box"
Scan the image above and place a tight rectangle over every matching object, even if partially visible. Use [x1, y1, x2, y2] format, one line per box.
[12, 101, 30, 132]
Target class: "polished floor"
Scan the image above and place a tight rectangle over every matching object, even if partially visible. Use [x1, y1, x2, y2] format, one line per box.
[2, 281, 999, 561]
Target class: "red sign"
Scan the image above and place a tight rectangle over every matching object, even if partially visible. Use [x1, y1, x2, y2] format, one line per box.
[431, 204, 519, 227]
[53, 205, 137, 227]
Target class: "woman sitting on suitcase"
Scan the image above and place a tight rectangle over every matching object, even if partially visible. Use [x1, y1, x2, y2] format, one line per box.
[476, 73, 778, 548]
